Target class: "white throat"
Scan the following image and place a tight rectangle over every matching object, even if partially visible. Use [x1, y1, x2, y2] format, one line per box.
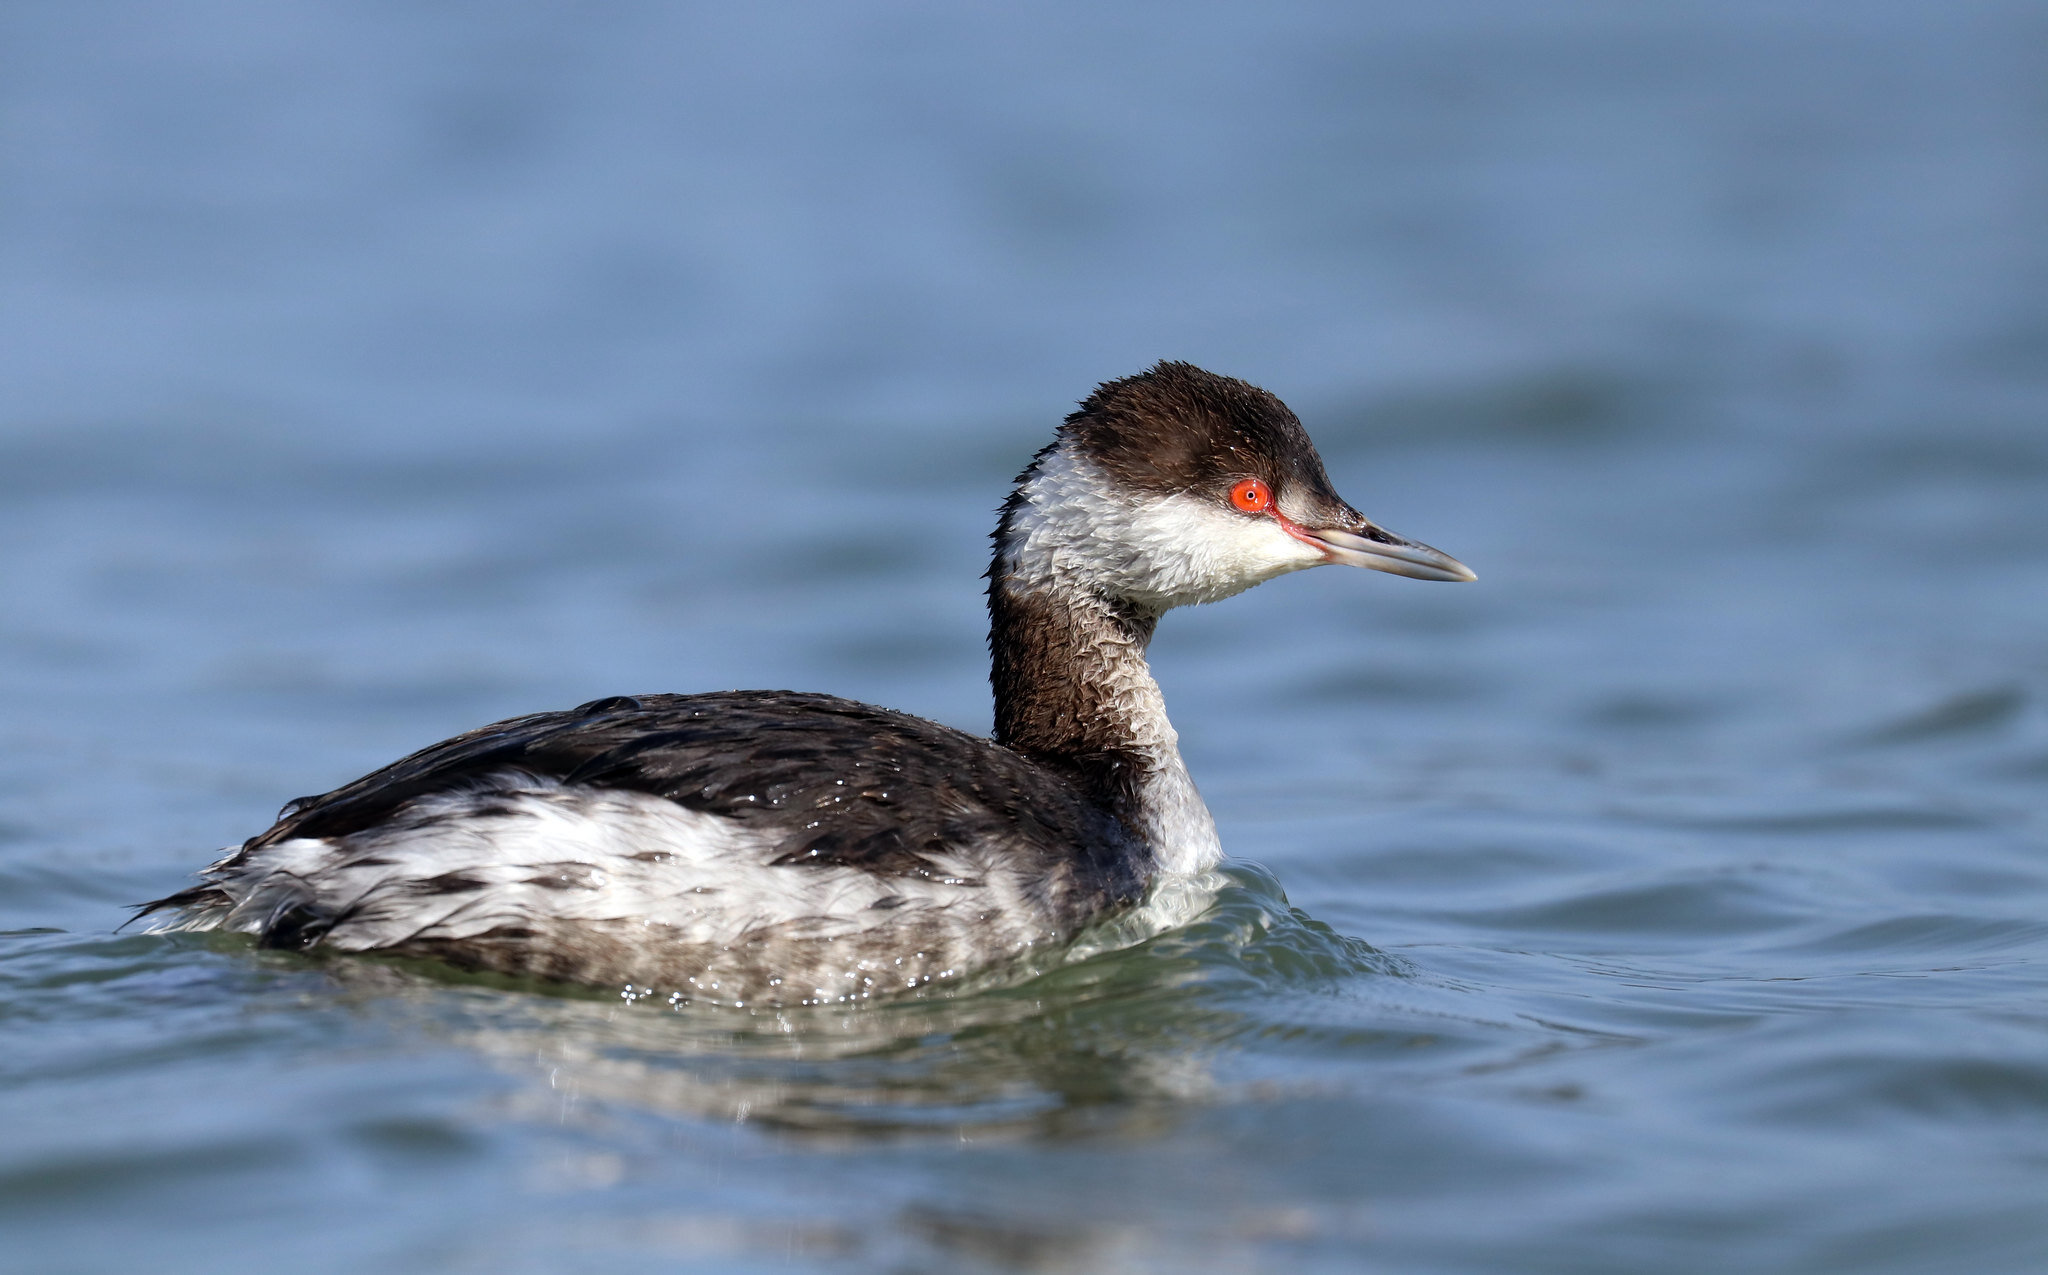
[1128, 736, 1224, 877]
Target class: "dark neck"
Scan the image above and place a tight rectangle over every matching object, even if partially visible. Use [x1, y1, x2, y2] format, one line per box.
[986, 576, 1220, 874]
[984, 462, 1224, 875]
[988, 580, 1159, 761]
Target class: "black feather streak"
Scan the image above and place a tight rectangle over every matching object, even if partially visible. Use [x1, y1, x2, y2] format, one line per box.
[211, 691, 1144, 914]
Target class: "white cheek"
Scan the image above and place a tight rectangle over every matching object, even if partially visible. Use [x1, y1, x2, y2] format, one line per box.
[1003, 449, 1326, 612]
[1118, 496, 1326, 608]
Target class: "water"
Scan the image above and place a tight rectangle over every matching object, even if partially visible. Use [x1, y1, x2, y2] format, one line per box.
[4, 2, 2047, 1271]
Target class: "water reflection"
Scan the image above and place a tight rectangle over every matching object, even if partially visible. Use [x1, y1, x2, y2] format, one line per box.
[320, 865, 1407, 1139]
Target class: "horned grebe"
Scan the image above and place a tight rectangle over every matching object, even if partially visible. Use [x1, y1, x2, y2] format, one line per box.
[139, 363, 1473, 1006]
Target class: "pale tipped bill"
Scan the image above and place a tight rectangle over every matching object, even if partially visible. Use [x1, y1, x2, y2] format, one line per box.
[1310, 525, 1477, 583]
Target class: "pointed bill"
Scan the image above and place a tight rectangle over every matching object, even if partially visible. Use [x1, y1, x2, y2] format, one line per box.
[1309, 526, 1476, 582]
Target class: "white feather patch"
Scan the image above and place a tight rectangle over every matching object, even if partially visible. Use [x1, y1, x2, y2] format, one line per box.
[165, 774, 1032, 953]
[1004, 447, 1326, 614]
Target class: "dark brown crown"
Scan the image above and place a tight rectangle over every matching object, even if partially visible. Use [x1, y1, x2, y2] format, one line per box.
[1052, 361, 1352, 515]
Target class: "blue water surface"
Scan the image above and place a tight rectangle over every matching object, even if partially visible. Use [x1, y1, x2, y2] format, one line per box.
[3, 3, 2047, 1272]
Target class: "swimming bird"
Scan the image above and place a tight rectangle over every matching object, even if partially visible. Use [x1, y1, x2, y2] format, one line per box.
[139, 362, 1474, 1006]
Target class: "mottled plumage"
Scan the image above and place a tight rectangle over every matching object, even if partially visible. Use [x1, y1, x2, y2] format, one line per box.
[140, 362, 1474, 1005]
[140, 693, 1147, 1003]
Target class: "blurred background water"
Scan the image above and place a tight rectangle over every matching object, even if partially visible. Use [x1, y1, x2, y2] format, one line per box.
[3, 2, 2047, 1271]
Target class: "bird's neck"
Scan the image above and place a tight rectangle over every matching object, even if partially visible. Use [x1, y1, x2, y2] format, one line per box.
[987, 577, 1222, 876]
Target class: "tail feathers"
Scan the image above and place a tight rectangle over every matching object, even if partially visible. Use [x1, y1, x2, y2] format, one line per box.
[126, 883, 235, 933]
[130, 869, 336, 950]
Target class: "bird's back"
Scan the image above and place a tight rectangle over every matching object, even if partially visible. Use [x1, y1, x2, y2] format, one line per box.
[140, 691, 1150, 1005]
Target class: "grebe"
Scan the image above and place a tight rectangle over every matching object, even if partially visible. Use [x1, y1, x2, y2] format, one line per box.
[139, 363, 1473, 1006]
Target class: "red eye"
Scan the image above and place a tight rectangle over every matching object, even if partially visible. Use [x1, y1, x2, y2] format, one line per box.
[1229, 478, 1272, 513]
